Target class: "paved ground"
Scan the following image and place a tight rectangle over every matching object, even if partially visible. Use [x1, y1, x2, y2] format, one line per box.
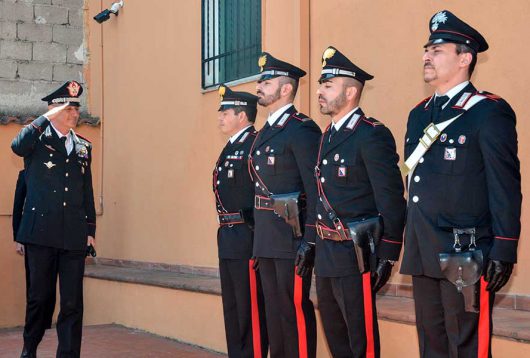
[0, 324, 226, 357]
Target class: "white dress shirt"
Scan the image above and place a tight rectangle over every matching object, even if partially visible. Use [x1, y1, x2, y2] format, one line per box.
[49, 121, 74, 154]
[267, 103, 294, 126]
[435, 81, 470, 109]
[331, 106, 359, 131]
[229, 125, 252, 144]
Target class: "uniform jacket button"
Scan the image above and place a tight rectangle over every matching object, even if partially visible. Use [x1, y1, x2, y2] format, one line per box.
[412, 195, 419, 203]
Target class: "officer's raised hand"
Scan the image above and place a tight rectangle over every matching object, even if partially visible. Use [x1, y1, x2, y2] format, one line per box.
[44, 102, 70, 121]
[372, 259, 394, 293]
[294, 239, 315, 276]
[485, 260, 514, 292]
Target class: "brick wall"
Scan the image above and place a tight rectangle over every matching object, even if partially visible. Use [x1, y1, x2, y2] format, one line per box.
[0, 0, 87, 117]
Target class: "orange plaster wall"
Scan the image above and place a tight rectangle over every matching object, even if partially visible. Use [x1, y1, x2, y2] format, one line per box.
[85, 0, 310, 267]
[3, 0, 530, 330]
[88, 0, 530, 292]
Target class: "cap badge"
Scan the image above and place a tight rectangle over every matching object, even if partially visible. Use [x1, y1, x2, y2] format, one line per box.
[218, 86, 226, 100]
[67, 81, 81, 97]
[322, 47, 336, 67]
[258, 54, 267, 72]
[431, 11, 448, 31]
[458, 135, 466, 144]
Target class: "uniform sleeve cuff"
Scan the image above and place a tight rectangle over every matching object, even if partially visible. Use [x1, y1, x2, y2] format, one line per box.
[87, 223, 96, 237]
[304, 225, 317, 244]
[489, 236, 518, 263]
[377, 237, 402, 261]
[31, 116, 50, 133]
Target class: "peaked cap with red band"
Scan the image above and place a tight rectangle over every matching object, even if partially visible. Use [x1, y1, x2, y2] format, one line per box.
[425, 10, 488, 53]
[41, 80, 84, 106]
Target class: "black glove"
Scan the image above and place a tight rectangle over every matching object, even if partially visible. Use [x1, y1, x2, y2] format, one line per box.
[371, 259, 393, 293]
[86, 244, 97, 258]
[251, 256, 260, 271]
[294, 239, 315, 277]
[485, 260, 513, 292]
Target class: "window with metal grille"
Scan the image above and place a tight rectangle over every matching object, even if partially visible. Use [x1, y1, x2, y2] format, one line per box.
[202, 0, 262, 89]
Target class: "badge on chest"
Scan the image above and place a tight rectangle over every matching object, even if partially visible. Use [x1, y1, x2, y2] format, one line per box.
[444, 147, 457, 161]
[227, 169, 234, 178]
[338, 166, 347, 177]
[267, 155, 275, 166]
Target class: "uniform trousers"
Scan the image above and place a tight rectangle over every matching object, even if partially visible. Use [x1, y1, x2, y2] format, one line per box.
[258, 258, 316, 358]
[316, 273, 380, 358]
[412, 275, 494, 358]
[219, 259, 268, 358]
[24, 244, 85, 358]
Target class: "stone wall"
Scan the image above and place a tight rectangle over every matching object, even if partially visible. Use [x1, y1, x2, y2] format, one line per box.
[0, 0, 87, 118]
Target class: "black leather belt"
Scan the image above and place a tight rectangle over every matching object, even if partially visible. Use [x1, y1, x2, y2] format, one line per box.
[254, 195, 274, 210]
[316, 222, 350, 242]
[217, 211, 245, 226]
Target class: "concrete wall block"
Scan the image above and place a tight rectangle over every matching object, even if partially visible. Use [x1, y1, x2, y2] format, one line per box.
[52, 0, 84, 9]
[18, 61, 53, 81]
[0, 21, 17, 40]
[68, 7, 83, 27]
[33, 41, 66, 62]
[0, 79, 56, 116]
[0, 59, 17, 79]
[53, 25, 82, 45]
[27, 0, 53, 5]
[0, 1, 34, 22]
[53, 63, 83, 82]
[66, 42, 85, 64]
[17, 23, 53, 42]
[34, 4, 68, 25]
[0, 40, 32, 60]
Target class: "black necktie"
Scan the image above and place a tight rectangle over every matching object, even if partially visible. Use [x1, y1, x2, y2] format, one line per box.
[432, 95, 449, 123]
[329, 126, 337, 143]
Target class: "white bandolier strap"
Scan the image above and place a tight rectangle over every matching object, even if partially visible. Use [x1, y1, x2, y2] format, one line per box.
[51, 97, 81, 103]
[321, 68, 356, 77]
[401, 93, 488, 177]
[220, 100, 248, 106]
[261, 70, 289, 77]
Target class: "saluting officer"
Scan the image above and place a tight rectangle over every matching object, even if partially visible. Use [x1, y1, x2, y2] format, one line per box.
[314, 46, 406, 358]
[251, 53, 321, 358]
[400, 11, 522, 357]
[12, 81, 96, 358]
[213, 85, 268, 357]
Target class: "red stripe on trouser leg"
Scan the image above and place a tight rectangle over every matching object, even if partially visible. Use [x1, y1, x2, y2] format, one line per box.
[362, 272, 375, 358]
[294, 267, 308, 358]
[248, 260, 262, 358]
[478, 277, 490, 358]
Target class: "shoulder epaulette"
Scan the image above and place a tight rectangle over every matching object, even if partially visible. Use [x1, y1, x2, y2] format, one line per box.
[414, 96, 432, 109]
[292, 112, 311, 122]
[478, 91, 502, 102]
[76, 133, 92, 144]
[361, 117, 384, 127]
